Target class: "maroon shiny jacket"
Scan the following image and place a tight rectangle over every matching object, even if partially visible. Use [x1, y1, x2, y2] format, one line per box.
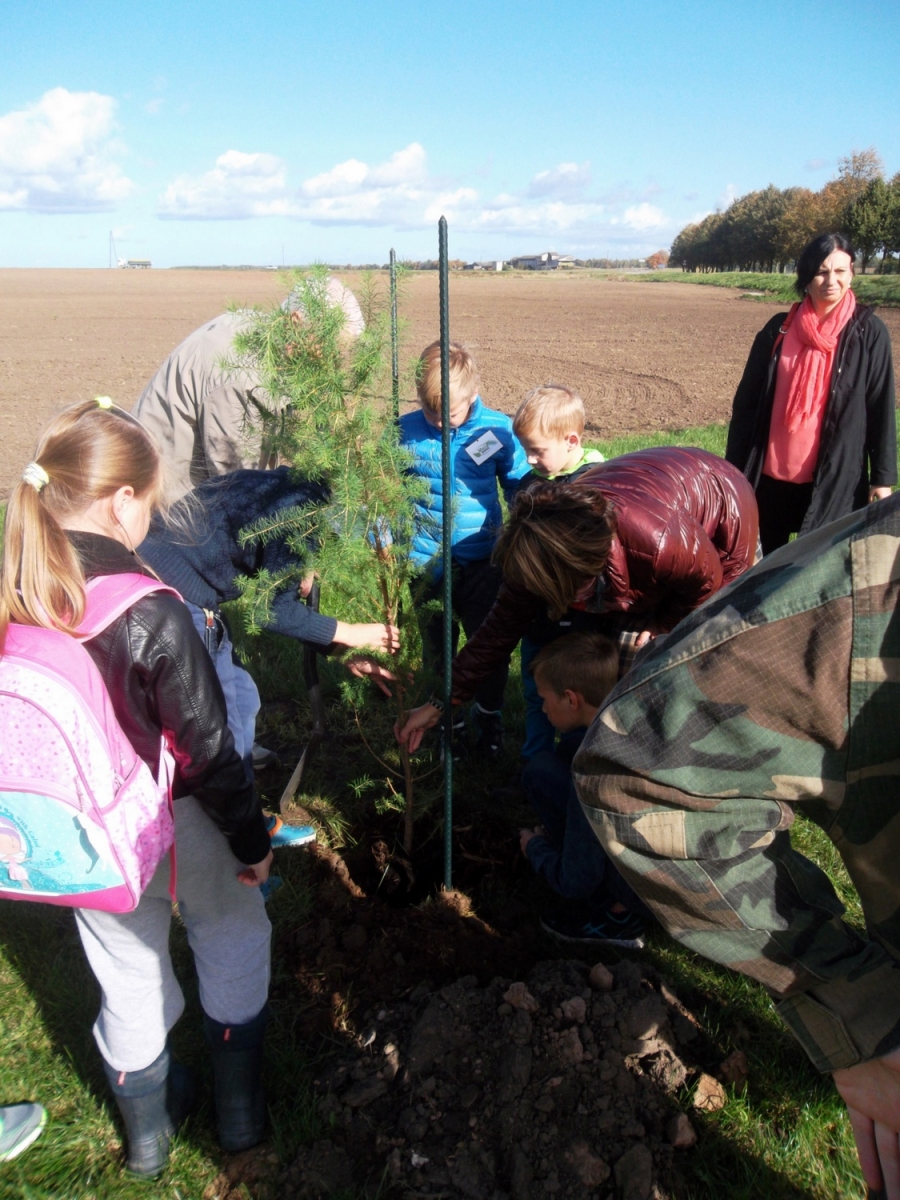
[451, 446, 759, 702]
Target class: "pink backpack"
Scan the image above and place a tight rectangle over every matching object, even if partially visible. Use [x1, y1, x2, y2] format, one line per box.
[0, 574, 180, 913]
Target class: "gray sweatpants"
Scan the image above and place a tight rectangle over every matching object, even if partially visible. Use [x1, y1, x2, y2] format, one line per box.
[74, 797, 271, 1073]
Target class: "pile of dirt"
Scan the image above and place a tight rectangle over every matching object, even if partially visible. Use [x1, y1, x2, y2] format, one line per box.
[274, 858, 748, 1200]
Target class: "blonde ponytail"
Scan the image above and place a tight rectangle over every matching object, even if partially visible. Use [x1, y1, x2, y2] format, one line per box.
[0, 400, 163, 648]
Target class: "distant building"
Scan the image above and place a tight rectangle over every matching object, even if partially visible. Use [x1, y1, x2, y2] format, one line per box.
[463, 260, 504, 271]
[508, 251, 575, 271]
[123, 259, 152, 269]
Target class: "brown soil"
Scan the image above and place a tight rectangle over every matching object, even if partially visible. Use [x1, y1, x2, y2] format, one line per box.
[5, 267, 897, 500]
[272, 847, 725, 1200]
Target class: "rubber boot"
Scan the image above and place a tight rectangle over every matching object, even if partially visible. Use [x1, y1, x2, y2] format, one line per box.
[203, 1005, 269, 1152]
[103, 1045, 173, 1177]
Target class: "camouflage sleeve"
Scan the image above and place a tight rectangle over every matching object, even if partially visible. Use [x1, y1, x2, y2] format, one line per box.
[573, 501, 900, 1072]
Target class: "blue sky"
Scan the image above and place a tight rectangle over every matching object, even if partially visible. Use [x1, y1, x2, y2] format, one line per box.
[2, 0, 899, 267]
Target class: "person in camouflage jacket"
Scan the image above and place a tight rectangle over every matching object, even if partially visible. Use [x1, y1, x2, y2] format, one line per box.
[574, 494, 900, 1197]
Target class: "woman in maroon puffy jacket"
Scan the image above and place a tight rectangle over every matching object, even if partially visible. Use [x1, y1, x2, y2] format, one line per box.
[396, 446, 759, 753]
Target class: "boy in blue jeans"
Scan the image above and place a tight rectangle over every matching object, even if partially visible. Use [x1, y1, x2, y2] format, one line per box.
[520, 632, 647, 948]
[400, 341, 529, 757]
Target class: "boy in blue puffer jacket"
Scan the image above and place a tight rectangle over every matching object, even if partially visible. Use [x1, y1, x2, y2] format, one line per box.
[400, 341, 529, 757]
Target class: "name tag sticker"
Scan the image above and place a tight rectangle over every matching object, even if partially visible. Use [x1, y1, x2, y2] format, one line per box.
[465, 431, 503, 464]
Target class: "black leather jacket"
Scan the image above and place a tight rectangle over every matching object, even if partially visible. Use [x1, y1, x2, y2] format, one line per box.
[68, 532, 270, 866]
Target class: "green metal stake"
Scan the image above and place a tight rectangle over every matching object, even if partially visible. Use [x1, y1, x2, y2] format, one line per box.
[438, 216, 453, 891]
[389, 248, 400, 422]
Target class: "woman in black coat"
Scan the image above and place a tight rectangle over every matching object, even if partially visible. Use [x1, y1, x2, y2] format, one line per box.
[725, 232, 896, 554]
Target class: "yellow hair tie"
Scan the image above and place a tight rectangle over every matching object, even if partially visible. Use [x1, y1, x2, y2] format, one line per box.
[22, 462, 50, 492]
[95, 395, 114, 410]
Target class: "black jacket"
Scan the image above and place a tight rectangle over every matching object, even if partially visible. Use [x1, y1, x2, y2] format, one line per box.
[139, 467, 338, 647]
[725, 304, 896, 534]
[68, 532, 270, 867]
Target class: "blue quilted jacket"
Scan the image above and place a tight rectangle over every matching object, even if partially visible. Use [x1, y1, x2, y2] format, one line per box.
[399, 398, 529, 576]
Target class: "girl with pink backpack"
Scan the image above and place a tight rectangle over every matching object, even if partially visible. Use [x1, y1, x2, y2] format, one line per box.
[0, 398, 273, 1177]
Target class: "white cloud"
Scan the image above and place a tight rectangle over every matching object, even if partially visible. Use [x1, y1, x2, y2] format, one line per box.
[369, 143, 427, 187]
[302, 158, 369, 197]
[0, 87, 136, 212]
[618, 203, 666, 231]
[528, 161, 591, 199]
[158, 150, 289, 219]
[458, 199, 607, 237]
[156, 142, 674, 250]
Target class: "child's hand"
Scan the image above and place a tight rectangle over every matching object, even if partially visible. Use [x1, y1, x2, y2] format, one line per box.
[333, 622, 401, 653]
[345, 655, 398, 697]
[299, 571, 317, 598]
[635, 619, 663, 649]
[519, 826, 543, 855]
[395, 703, 441, 751]
[237, 849, 274, 887]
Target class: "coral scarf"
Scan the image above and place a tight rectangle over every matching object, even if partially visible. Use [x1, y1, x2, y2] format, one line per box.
[783, 289, 856, 433]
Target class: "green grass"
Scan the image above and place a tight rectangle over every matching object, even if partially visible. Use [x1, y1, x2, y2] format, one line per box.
[0, 848, 323, 1200]
[633, 810, 866, 1199]
[0, 422, 888, 1198]
[591, 422, 728, 460]
[616, 268, 900, 308]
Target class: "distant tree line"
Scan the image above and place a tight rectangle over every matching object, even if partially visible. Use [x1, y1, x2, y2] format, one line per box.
[576, 258, 647, 269]
[670, 149, 900, 274]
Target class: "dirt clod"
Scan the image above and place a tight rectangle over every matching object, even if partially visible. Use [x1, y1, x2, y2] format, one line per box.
[692, 1073, 727, 1112]
[615, 1142, 655, 1200]
[718, 1048, 750, 1092]
[666, 1112, 698, 1149]
[589, 962, 615, 991]
[504, 981, 540, 1012]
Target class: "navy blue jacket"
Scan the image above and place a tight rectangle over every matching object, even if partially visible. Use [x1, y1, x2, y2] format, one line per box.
[139, 468, 339, 648]
[399, 397, 529, 576]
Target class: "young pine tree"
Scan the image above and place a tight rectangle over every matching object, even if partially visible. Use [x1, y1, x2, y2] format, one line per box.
[228, 268, 432, 853]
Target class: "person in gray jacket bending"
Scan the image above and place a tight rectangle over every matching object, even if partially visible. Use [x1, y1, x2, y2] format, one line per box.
[132, 276, 364, 498]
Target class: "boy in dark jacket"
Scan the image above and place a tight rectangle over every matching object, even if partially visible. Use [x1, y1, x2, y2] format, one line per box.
[399, 341, 529, 757]
[519, 632, 646, 948]
[139, 468, 398, 842]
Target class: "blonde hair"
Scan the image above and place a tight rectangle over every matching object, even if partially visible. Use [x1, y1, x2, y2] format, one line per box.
[415, 340, 480, 414]
[493, 479, 615, 620]
[0, 400, 165, 646]
[513, 385, 585, 440]
[530, 632, 619, 707]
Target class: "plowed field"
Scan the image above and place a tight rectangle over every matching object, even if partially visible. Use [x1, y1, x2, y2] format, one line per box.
[2, 267, 898, 499]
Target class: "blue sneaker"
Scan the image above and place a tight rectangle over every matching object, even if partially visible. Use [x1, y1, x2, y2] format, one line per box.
[0, 1103, 46, 1162]
[265, 814, 316, 848]
[540, 904, 645, 950]
[259, 875, 284, 903]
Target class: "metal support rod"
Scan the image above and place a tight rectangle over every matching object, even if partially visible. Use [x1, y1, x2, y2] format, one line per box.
[389, 248, 400, 422]
[438, 216, 453, 890]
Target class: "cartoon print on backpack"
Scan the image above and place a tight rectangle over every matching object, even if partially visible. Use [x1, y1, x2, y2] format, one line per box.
[0, 801, 119, 897]
[0, 816, 31, 888]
